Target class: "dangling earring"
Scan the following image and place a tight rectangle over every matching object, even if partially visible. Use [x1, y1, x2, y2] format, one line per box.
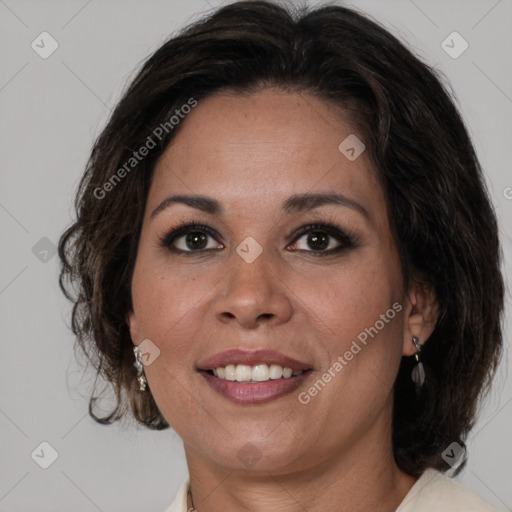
[133, 346, 147, 391]
[411, 336, 425, 390]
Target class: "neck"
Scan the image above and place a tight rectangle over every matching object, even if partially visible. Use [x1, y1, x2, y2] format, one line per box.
[183, 418, 417, 512]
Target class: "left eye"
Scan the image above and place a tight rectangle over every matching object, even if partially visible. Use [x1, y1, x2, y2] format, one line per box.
[286, 222, 356, 255]
[292, 230, 341, 252]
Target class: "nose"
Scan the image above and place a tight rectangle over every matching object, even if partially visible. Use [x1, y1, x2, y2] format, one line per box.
[213, 248, 293, 330]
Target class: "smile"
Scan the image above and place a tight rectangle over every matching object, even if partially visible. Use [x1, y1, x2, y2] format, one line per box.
[208, 363, 304, 382]
[197, 349, 313, 404]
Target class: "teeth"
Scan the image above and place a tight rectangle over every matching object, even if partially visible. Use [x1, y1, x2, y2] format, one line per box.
[224, 364, 236, 381]
[235, 364, 252, 381]
[269, 364, 283, 379]
[252, 364, 270, 381]
[210, 363, 304, 382]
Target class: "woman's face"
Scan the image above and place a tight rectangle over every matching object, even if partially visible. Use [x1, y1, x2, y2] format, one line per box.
[128, 89, 420, 474]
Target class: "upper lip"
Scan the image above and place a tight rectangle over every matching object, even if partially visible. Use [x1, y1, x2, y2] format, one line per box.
[196, 349, 312, 372]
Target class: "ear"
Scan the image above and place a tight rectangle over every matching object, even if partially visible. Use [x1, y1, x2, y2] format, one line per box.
[126, 309, 139, 344]
[402, 279, 438, 356]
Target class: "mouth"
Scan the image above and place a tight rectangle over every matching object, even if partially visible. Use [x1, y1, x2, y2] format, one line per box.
[196, 349, 313, 404]
[205, 363, 305, 382]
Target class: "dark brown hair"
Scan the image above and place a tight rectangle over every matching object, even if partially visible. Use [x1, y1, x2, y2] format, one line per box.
[58, 0, 504, 478]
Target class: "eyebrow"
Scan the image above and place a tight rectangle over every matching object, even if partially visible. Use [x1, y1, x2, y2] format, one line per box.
[150, 192, 370, 221]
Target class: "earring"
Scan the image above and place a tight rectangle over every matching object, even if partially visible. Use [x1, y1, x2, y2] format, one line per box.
[411, 336, 425, 390]
[133, 346, 147, 391]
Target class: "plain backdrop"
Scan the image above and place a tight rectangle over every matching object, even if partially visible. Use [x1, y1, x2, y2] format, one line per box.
[0, 0, 511, 510]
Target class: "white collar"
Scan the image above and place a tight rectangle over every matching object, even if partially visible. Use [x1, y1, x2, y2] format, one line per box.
[163, 468, 497, 511]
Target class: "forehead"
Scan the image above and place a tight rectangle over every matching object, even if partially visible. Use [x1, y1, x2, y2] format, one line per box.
[149, 90, 384, 221]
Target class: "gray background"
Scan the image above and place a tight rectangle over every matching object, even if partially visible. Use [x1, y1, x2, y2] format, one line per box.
[0, 0, 511, 510]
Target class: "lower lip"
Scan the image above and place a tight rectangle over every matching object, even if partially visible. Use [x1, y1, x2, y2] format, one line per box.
[199, 370, 312, 404]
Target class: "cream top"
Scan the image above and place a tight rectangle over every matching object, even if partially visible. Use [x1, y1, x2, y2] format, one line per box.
[163, 468, 497, 511]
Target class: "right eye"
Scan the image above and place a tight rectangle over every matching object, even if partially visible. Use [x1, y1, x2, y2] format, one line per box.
[160, 222, 224, 254]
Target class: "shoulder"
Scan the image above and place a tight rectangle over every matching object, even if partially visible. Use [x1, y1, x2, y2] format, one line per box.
[162, 477, 190, 512]
[396, 468, 498, 512]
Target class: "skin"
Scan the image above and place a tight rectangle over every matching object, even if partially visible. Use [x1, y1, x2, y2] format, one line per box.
[127, 89, 438, 512]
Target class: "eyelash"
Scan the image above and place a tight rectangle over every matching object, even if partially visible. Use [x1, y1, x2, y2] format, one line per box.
[158, 219, 357, 256]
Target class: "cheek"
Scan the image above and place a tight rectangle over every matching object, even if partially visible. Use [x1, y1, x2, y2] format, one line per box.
[131, 255, 215, 341]
[296, 261, 403, 426]
[295, 250, 404, 398]
[129, 253, 221, 416]
[130, 257, 215, 433]
[297, 252, 400, 340]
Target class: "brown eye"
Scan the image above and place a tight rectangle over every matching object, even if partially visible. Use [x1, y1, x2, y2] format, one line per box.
[294, 231, 340, 252]
[182, 232, 209, 250]
[160, 223, 223, 253]
[288, 222, 356, 255]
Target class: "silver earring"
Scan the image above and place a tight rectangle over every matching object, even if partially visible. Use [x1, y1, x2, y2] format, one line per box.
[133, 346, 147, 391]
[411, 336, 425, 390]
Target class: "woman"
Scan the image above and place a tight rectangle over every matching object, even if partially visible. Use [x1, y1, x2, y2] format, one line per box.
[58, 1, 504, 510]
